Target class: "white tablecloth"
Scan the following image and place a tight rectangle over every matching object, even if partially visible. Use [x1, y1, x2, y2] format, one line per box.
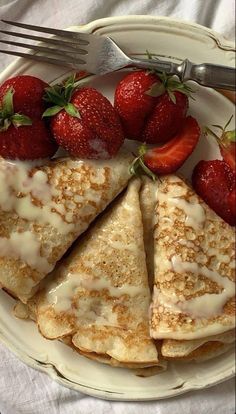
[0, 1, 235, 413]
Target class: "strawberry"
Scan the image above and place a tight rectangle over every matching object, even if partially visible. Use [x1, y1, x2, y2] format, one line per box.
[228, 187, 236, 219]
[142, 91, 188, 144]
[114, 70, 159, 140]
[192, 160, 236, 226]
[130, 116, 200, 177]
[0, 80, 57, 160]
[0, 75, 49, 118]
[114, 69, 192, 143]
[204, 116, 235, 172]
[43, 75, 124, 159]
[0, 118, 58, 160]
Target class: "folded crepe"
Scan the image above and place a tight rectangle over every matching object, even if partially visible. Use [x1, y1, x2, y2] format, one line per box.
[0, 152, 132, 303]
[150, 175, 235, 341]
[161, 330, 235, 362]
[62, 335, 167, 372]
[32, 179, 159, 368]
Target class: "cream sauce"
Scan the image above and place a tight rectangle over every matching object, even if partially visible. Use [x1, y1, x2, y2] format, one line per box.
[155, 255, 235, 319]
[73, 297, 118, 327]
[0, 231, 53, 273]
[0, 159, 74, 234]
[158, 191, 205, 230]
[47, 272, 143, 312]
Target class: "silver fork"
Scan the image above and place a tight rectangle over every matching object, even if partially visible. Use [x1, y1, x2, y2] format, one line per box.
[0, 20, 235, 90]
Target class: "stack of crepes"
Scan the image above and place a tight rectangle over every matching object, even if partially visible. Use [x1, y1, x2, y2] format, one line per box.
[0, 151, 235, 370]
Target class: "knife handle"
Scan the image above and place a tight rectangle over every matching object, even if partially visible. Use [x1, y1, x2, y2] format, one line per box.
[181, 59, 236, 91]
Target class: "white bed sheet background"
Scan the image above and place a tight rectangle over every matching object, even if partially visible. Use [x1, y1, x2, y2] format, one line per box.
[0, 0, 235, 413]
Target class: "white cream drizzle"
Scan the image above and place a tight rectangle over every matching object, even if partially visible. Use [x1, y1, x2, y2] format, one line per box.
[108, 239, 137, 252]
[46, 272, 143, 312]
[158, 191, 205, 230]
[171, 255, 199, 274]
[0, 231, 53, 273]
[207, 248, 233, 265]
[0, 159, 74, 234]
[72, 297, 119, 327]
[155, 255, 235, 319]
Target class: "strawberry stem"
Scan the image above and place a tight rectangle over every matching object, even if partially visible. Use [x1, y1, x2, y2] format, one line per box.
[145, 50, 195, 102]
[0, 88, 32, 132]
[205, 116, 236, 146]
[42, 74, 81, 119]
[129, 144, 157, 181]
[204, 126, 219, 140]
[212, 115, 234, 133]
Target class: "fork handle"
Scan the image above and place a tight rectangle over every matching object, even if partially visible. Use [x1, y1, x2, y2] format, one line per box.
[180, 59, 235, 90]
[130, 58, 235, 90]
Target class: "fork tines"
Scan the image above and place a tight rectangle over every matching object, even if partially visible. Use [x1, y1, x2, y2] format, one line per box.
[0, 20, 90, 70]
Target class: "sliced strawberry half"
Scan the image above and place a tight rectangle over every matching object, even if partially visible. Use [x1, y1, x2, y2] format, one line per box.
[130, 116, 200, 177]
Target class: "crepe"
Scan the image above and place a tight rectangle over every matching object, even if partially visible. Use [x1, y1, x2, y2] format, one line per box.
[62, 336, 167, 372]
[0, 152, 132, 303]
[150, 175, 235, 341]
[33, 179, 159, 368]
[161, 330, 235, 362]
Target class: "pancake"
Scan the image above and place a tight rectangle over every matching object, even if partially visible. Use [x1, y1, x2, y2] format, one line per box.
[62, 336, 167, 372]
[78, 351, 167, 372]
[161, 330, 235, 362]
[0, 151, 132, 303]
[34, 179, 159, 367]
[150, 175, 235, 341]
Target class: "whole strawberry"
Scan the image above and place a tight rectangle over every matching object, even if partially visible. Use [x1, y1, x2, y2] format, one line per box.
[114, 69, 192, 143]
[0, 77, 58, 160]
[0, 76, 58, 160]
[192, 159, 236, 226]
[43, 75, 124, 159]
[0, 75, 49, 118]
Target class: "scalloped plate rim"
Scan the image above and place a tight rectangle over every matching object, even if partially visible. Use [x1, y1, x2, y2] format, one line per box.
[0, 15, 235, 401]
[0, 324, 234, 401]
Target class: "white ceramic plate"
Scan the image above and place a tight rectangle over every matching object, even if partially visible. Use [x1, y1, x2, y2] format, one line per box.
[0, 15, 235, 401]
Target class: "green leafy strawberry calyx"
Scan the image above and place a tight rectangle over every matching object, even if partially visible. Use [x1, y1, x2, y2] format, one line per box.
[129, 144, 157, 181]
[204, 115, 236, 147]
[0, 88, 32, 132]
[43, 74, 82, 118]
[145, 51, 194, 104]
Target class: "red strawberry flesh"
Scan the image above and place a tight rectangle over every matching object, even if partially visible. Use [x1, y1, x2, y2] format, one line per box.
[0, 75, 49, 118]
[220, 143, 236, 172]
[228, 187, 236, 219]
[51, 87, 124, 159]
[192, 159, 236, 226]
[0, 119, 57, 160]
[114, 71, 160, 140]
[0, 75, 58, 160]
[142, 91, 188, 143]
[144, 116, 200, 174]
[114, 69, 191, 144]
